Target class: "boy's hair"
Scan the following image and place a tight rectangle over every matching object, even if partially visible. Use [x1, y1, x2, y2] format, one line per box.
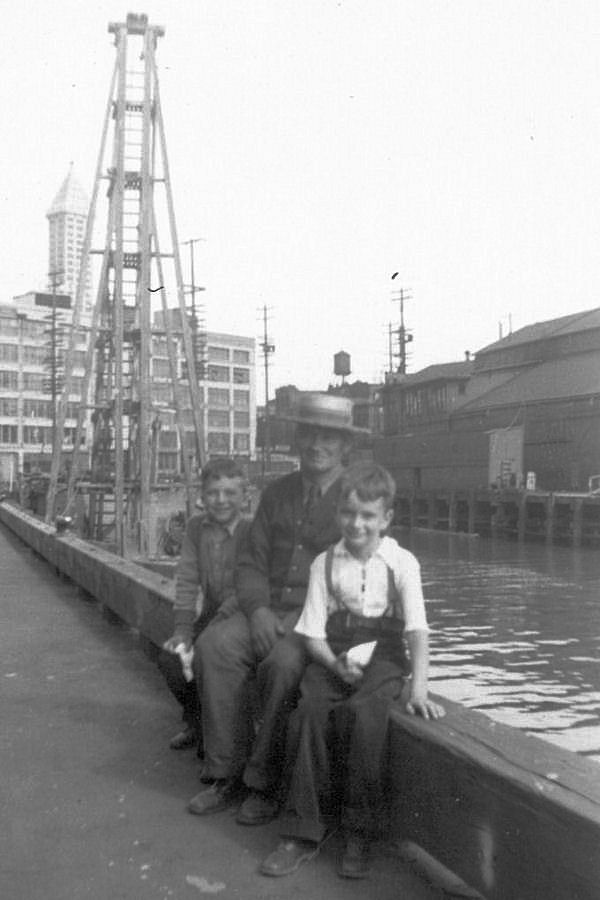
[338, 462, 397, 510]
[201, 457, 247, 488]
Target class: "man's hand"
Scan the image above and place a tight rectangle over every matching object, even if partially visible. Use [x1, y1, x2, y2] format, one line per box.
[332, 652, 364, 686]
[163, 634, 192, 653]
[250, 607, 285, 659]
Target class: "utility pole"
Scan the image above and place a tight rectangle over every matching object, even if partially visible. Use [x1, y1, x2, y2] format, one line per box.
[390, 285, 413, 374]
[259, 306, 275, 478]
[46, 269, 64, 458]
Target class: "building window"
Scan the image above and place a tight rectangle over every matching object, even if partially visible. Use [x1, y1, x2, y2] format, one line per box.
[152, 382, 173, 404]
[23, 346, 47, 365]
[152, 337, 168, 356]
[0, 318, 18, 337]
[233, 349, 250, 364]
[208, 388, 229, 407]
[207, 364, 229, 382]
[23, 425, 52, 444]
[22, 321, 46, 339]
[158, 452, 179, 472]
[207, 432, 230, 453]
[234, 411, 249, 429]
[233, 390, 249, 409]
[0, 397, 17, 415]
[232, 367, 250, 384]
[208, 346, 230, 362]
[23, 399, 52, 418]
[233, 433, 250, 453]
[0, 371, 19, 390]
[152, 358, 171, 379]
[72, 350, 87, 369]
[0, 344, 18, 363]
[208, 409, 230, 428]
[158, 430, 178, 449]
[0, 424, 18, 443]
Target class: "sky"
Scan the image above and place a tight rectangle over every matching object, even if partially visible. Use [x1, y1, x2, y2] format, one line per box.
[2, 0, 600, 400]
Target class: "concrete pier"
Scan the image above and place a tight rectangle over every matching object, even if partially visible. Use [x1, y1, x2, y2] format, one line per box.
[0, 522, 437, 900]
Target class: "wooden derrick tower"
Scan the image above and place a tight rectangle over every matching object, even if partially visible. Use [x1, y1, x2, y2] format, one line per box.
[45, 13, 206, 556]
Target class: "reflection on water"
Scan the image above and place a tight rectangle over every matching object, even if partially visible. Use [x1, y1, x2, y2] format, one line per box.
[399, 529, 600, 762]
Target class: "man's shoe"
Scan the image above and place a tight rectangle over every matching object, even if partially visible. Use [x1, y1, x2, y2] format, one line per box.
[260, 839, 320, 877]
[236, 789, 278, 825]
[338, 836, 372, 879]
[188, 779, 243, 816]
[169, 725, 199, 750]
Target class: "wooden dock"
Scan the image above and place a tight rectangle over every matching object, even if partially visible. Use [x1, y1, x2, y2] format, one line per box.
[394, 487, 600, 547]
[2, 499, 599, 899]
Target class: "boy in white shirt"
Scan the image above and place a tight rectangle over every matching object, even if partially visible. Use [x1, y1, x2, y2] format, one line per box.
[260, 462, 444, 880]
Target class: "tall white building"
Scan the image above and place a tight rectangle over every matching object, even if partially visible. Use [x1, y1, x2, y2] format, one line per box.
[46, 165, 92, 311]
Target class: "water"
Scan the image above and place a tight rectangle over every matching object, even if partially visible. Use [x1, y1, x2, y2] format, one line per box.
[398, 528, 600, 762]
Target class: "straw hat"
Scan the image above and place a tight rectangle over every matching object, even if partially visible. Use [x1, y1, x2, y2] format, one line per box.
[278, 392, 370, 435]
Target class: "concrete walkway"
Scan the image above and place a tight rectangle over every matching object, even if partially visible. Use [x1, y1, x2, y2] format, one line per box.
[0, 524, 440, 900]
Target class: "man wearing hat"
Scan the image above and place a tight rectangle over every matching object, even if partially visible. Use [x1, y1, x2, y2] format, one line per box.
[189, 393, 367, 822]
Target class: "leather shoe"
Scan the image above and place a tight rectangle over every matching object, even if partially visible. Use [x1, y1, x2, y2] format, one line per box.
[169, 725, 199, 750]
[188, 779, 244, 816]
[338, 836, 372, 879]
[236, 789, 278, 825]
[260, 839, 319, 877]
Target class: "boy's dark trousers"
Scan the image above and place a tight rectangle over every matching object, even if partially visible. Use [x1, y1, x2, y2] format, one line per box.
[156, 648, 202, 736]
[278, 658, 406, 844]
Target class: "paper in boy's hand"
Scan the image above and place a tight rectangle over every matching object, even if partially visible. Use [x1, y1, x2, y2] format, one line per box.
[175, 643, 194, 682]
[346, 641, 377, 667]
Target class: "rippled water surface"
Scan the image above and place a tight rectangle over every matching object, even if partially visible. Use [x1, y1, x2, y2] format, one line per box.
[399, 529, 600, 761]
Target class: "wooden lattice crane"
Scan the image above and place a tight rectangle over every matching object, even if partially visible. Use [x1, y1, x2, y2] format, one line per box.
[45, 13, 206, 556]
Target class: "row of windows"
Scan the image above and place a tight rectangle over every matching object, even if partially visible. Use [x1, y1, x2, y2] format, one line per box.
[208, 346, 251, 364]
[207, 432, 250, 453]
[0, 398, 81, 418]
[152, 361, 251, 386]
[151, 384, 250, 409]
[207, 365, 250, 384]
[207, 410, 250, 429]
[0, 371, 84, 393]
[0, 425, 79, 445]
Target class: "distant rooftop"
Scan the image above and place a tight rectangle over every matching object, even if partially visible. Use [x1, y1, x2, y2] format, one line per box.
[477, 307, 600, 355]
[47, 164, 89, 217]
[397, 360, 474, 386]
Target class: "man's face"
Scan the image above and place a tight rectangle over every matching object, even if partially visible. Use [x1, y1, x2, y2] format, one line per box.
[202, 476, 246, 526]
[295, 424, 350, 478]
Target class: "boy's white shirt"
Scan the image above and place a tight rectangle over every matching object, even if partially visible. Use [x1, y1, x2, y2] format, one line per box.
[294, 535, 429, 641]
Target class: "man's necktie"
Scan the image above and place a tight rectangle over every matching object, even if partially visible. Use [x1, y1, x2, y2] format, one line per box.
[304, 484, 321, 521]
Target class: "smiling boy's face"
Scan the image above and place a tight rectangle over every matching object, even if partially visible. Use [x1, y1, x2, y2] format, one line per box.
[337, 489, 393, 557]
[202, 476, 246, 526]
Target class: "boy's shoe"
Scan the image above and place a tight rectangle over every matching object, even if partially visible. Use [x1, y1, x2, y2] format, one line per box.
[169, 724, 199, 750]
[338, 836, 372, 879]
[187, 778, 244, 815]
[259, 839, 320, 877]
[236, 789, 278, 825]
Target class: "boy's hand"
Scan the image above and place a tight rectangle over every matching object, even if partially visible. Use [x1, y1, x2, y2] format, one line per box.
[405, 689, 445, 720]
[163, 634, 192, 653]
[250, 607, 285, 659]
[333, 652, 364, 685]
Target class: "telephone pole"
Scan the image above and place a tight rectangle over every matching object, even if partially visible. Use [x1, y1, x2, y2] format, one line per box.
[390, 285, 413, 374]
[259, 306, 275, 477]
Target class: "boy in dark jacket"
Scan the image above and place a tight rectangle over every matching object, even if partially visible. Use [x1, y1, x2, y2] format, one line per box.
[157, 458, 250, 754]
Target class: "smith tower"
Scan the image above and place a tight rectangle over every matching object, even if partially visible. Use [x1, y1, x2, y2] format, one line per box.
[46, 164, 92, 310]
